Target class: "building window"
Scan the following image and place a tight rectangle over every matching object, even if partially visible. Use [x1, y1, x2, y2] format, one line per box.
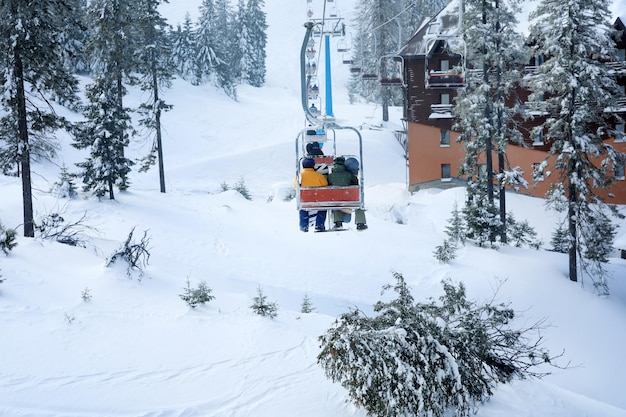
[441, 93, 450, 105]
[440, 130, 450, 146]
[535, 54, 544, 65]
[440, 60, 450, 71]
[615, 160, 625, 180]
[532, 130, 543, 146]
[441, 164, 451, 181]
[616, 123, 625, 142]
[618, 49, 625, 61]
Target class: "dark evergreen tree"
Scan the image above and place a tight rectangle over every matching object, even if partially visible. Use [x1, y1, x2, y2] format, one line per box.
[60, 0, 90, 76]
[528, 0, 624, 285]
[0, 0, 80, 237]
[72, 75, 134, 199]
[134, 0, 175, 193]
[85, 0, 141, 180]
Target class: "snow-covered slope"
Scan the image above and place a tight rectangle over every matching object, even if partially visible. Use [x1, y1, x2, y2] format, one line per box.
[1, 1, 626, 416]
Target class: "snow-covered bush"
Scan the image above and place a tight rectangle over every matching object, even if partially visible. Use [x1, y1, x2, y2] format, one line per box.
[318, 272, 557, 417]
[250, 286, 278, 318]
[0, 223, 17, 255]
[221, 179, 252, 200]
[180, 278, 215, 308]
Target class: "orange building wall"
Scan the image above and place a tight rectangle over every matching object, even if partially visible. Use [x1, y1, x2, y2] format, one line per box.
[407, 121, 626, 204]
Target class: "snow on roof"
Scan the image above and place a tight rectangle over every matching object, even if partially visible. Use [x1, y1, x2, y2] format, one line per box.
[401, 0, 622, 57]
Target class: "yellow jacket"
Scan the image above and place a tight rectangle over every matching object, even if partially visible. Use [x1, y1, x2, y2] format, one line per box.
[298, 168, 328, 187]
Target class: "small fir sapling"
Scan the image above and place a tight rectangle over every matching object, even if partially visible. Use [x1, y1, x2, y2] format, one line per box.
[0, 223, 17, 254]
[180, 278, 215, 308]
[550, 225, 569, 253]
[250, 285, 278, 318]
[301, 293, 315, 313]
[434, 238, 457, 263]
[506, 212, 541, 249]
[51, 164, 78, 198]
[81, 287, 92, 302]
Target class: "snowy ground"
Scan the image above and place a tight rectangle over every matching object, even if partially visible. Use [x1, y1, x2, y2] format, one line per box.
[1, 1, 626, 416]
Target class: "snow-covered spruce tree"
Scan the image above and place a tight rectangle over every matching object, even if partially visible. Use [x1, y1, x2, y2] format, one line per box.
[527, 0, 624, 285]
[301, 293, 315, 314]
[318, 272, 556, 417]
[195, 0, 237, 99]
[51, 164, 79, 199]
[250, 286, 278, 318]
[85, 0, 141, 185]
[238, 0, 267, 87]
[434, 238, 458, 263]
[59, 0, 90, 77]
[550, 224, 569, 253]
[72, 75, 134, 199]
[170, 15, 197, 83]
[454, 0, 528, 245]
[462, 181, 500, 247]
[0, 0, 80, 237]
[134, 0, 175, 193]
[434, 202, 465, 263]
[445, 201, 466, 246]
[506, 212, 541, 249]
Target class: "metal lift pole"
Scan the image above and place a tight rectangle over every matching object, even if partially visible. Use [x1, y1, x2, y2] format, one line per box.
[324, 34, 334, 117]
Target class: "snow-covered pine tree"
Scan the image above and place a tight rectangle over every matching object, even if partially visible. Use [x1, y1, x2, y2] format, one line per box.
[527, 0, 624, 284]
[241, 0, 267, 87]
[73, 75, 134, 199]
[170, 15, 197, 83]
[454, 0, 527, 245]
[445, 201, 466, 245]
[60, 0, 90, 76]
[195, 0, 237, 98]
[85, 0, 141, 190]
[550, 224, 569, 253]
[579, 207, 618, 294]
[250, 286, 278, 318]
[0, 0, 80, 237]
[318, 272, 556, 417]
[134, 0, 175, 193]
[301, 293, 315, 313]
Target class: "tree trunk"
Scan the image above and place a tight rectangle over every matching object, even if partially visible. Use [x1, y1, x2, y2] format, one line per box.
[151, 49, 166, 193]
[568, 186, 578, 282]
[14, 48, 34, 238]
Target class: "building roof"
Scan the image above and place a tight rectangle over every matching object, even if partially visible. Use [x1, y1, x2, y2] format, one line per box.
[400, 0, 622, 58]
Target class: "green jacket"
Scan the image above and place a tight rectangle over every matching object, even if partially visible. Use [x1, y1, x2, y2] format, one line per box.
[328, 162, 358, 186]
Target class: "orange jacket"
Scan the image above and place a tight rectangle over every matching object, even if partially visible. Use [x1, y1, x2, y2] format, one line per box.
[298, 168, 328, 187]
